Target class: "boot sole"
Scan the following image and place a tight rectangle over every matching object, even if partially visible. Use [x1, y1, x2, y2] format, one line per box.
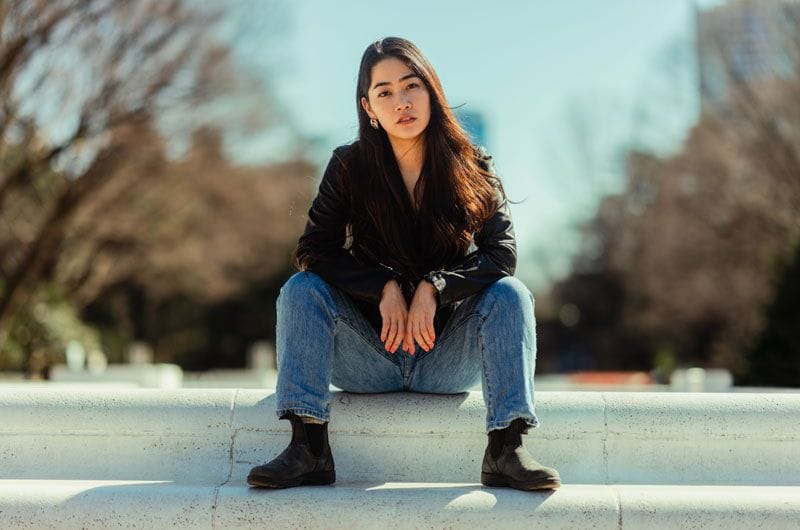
[481, 471, 561, 491]
[247, 469, 336, 489]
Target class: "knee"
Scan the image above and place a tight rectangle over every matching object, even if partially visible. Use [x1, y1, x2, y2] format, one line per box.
[279, 271, 328, 303]
[486, 276, 534, 310]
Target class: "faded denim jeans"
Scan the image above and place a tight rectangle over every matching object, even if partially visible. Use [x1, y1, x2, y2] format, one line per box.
[274, 271, 540, 433]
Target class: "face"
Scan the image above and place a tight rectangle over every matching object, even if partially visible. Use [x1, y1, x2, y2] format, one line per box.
[360, 57, 431, 146]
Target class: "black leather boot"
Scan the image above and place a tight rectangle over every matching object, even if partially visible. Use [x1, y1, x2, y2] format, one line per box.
[481, 418, 561, 491]
[247, 413, 335, 488]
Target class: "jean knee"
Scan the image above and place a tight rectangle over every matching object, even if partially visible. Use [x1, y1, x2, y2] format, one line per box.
[281, 270, 324, 296]
[278, 271, 330, 309]
[486, 276, 534, 309]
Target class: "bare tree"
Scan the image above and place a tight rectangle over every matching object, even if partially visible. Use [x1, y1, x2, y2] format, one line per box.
[0, 0, 303, 351]
[0, 1, 220, 344]
[550, 0, 800, 379]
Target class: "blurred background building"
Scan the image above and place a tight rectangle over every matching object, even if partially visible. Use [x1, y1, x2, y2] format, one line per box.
[697, 0, 800, 110]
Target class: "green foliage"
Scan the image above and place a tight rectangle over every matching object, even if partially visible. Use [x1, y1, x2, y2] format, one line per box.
[743, 239, 800, 387]
[651, 346, 678, 384]
[0, 283, 101, 374]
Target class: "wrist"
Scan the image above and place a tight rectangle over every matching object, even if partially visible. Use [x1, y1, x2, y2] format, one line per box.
[419, 277, 441, 305]
[419, 278, 435, 289]
[418, 278, 438, 298]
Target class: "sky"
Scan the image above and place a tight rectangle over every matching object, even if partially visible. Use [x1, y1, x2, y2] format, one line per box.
[227, 0, 711, 291]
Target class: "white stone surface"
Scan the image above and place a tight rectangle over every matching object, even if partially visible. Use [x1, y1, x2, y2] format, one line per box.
[1, 481, 798, 529]
[215, 482, 620, 529]
[0, 480, 215, 529]
[2, 388, 800, 528]
[604, 392, 800, 485]
[233, 389, 800, 485]
[232, 390, 607, 485]
[0, 388, 235, 483]
[616, 485, 800, 529]
[1, 388, 799, 485]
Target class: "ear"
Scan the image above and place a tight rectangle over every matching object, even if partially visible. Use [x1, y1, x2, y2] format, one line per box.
[360, 96, 374, 119]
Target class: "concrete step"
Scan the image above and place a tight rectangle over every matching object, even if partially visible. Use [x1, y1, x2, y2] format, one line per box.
[2, 388, 799, 529]
[1, 388, 799, 485]
[0, 480, 798, 529]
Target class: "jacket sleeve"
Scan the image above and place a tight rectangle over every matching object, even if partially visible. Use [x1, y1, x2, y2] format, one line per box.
[295, 148, 403, 306]
[421, 148, 517, 307]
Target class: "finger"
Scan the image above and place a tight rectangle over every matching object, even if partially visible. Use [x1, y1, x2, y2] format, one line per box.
[391, 316, 405, 353]
[414, 319, 430, 351]
[426, 317, 436, 346]
[411, 319, 422, 350]
[390, 330, 403, 354]
[403, 336, 414, 355]
[381, 318, 389, 343]
[405, 320, 415, 355]
[420, 319, 434, 350]
[385, 317, 398, 352]
[421, 314, 434, 344]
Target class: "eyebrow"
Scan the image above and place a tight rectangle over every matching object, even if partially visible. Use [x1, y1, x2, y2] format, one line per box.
[371, 73, 420, 91]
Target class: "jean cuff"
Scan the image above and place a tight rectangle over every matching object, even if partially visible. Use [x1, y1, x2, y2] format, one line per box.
[276, 407, 330, 423]
[486, 415, 540, 434]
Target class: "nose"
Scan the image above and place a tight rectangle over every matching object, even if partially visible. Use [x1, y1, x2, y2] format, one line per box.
[395, 97, 411, 111]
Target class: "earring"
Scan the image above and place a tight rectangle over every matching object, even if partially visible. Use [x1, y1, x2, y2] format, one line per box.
[370, 117, 379, 129]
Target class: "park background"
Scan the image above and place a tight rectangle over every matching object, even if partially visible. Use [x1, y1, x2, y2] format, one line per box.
[0, 0, 798, 388]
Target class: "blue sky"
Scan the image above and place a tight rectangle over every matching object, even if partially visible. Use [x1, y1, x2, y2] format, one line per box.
[229, 1, 710, 290]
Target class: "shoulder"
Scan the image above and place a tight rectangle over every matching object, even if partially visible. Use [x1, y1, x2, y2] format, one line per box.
[320, 141, 358, 179]
[327, 141, 361, 179]
[322, 142, 360, 195]
[472, 144, 497, 174]
[472, 144, 507, 208]
[332, 140, 359, 162]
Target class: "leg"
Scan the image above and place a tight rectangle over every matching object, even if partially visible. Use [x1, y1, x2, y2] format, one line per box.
[407, 276, 558, 490]
[250, 270, 404, 489]
[407, 275, 540, 433]
[275, 270, 405, 422]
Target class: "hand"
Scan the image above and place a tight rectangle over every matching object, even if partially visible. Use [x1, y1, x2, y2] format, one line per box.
[379, 279, 409, 354]
[402, 280, 438, 355]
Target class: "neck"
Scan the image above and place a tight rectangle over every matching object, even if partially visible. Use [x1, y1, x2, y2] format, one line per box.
[388, 134, 425, 178]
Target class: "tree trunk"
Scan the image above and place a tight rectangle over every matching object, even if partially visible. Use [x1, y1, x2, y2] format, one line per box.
[0, 148, 117, 347]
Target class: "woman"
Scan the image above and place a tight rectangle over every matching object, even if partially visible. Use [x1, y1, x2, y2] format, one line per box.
[247, 37, 560, 491]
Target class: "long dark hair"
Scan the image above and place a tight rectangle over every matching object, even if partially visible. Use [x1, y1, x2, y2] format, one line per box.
[299, 37, 512, 290]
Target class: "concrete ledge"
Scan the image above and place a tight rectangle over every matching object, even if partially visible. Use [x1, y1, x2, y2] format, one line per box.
[0, 480, 213, 529]
[1, 387, 235, 434]
[217, 484, 800, 530]
[0, 481, 798, 529]
[0, 388, 235, 483]
[1, 388, 799, 485]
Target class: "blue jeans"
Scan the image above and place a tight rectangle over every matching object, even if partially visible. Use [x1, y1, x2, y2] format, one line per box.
[274, 271, 540, 433]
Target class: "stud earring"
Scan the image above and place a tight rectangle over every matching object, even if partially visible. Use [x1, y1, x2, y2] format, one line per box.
[370, 117, 379, 129]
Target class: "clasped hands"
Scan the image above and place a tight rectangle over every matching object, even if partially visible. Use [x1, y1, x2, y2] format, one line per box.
[379, 279, 437, 355]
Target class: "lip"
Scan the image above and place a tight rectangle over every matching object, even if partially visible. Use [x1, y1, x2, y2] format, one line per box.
[397, 116, 416, 125]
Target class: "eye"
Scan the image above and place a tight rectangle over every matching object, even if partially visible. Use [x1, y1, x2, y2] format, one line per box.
[407, 82, 419, 89]
[377, 90, 390, 98]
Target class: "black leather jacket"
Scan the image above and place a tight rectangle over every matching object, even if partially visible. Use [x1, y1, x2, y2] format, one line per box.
[294, 142, 517, 336]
